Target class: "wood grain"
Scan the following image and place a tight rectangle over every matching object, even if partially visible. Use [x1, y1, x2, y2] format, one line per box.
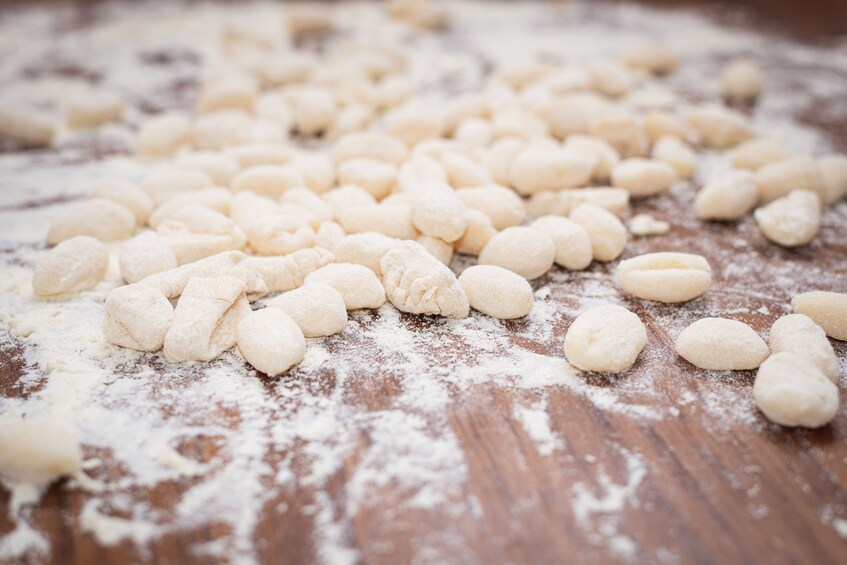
[2, 1, 847, 565]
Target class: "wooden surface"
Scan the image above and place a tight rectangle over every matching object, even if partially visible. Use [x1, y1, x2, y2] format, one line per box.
[2, 1, 847, 564]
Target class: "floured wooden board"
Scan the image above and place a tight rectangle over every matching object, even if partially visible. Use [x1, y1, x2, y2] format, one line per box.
[1, 1, 847, 564]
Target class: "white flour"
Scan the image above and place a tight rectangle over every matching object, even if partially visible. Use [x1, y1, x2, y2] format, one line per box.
[1, 0, 846, 563]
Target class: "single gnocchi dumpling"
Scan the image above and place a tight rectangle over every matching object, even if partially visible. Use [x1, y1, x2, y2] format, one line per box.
[611, 158, 676, 198]
[33, 236, 109, 297]
[616, 252, 711, 303]
[103, 283, 174, 352]
[455, 209, 497, 257]
[563, 304, 647, 374]
[695, 170, 758, 221]
[380, 240, 469, 318]
[163, 276, 252, 362]
[478, 226, 556, 280]
[458, 265, 533, 320]
[529, 216, 592, 271]
[0, 413, 82, 485]
[304, 263, 386, 310]
[569, 204, 627, 262]
[753, 190, 820, 248]
[236, 308, 306, 377]
[119, 232, 178, 284]
[792, 291, 847, 341]
[768, 314, 839, 383]
[753, 352, 838, 428]
[720, 59, 763, 101]
[47, 198, 137, 245]
[675, 317, 769, 371]
[269, 283, 347, 337]
[411, 187, 468, 243]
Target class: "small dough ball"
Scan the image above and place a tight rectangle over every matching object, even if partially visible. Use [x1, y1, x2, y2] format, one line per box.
[337, 158, 396, 200]
[119, 232, 179, 284]
[769, 314, 839, 383]
[728, 139, 788, 171]
[0, 102, 55, 147]
[334, 232, 399, 277]
[416, 235, 454, 265]
[304, 263, 386, 310]
[509, 144, 594, 195]
[529, 216, 592, 271]
[33, 236, 109, 297]
[792, 291, 847, 341]
[411, 188, 468, 243]
[563, 304, 647, 373]
[675, 318, 769, 370]
[47, 198, 137, 245]
[459, 265, 533, 319]
[137, 112, 191, 158]
[268, 282, 347, 337]
[455, 209, 496, 256]
[615, 252, 711, 303]
[688, 105, 753, 149]
[478, 226, 555, 280]
[569, 204, 627, 262]
[611, 158, 676, 198]
[237, 308, 306, 376]
[651, 135, 696, 179]
[380, 240, 469, 318]
[163, 276, 252, 362]
[753, 352, 838, 428]
[721, 59, 763, 101]
[695, 170, 758, 221]
[103, 283, 174, 352]
[0, 414, 82, 485]
[621, 41, 678, 75]
[754, 156, 822, 203]
[754, 190, 820, 248]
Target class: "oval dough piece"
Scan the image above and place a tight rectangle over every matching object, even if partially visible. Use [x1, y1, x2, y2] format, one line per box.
[47, 198, 137, 245]
[304, 263, 386, 310]
[163, 275, 252, 362]
[478, 226, 555, 280]
[563, 304, 647, 373]
[119, 231, 179, 284]
[103, 283, 174, 352]
[268, 282, 348, 337]
[0, 414, 82, 485]
[753, 352, 838, 428]
[792, 291, 847, 341]
[236, 308, 306, 376]
[675, 318, 769, 370]
[615, 252, 711, 303]
[569, 204, 627, 262]
[529, 216, 592, 271]
[33, 236, 109, 297]
[459, 265, 534, 319]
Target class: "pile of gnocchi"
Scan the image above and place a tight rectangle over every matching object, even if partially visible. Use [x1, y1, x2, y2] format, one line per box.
[4, 0, 846, 431]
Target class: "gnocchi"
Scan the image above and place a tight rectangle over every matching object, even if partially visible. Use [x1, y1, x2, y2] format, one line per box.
[792, 291, 847, 341]
[236, 308, 306, 376]
[769, 314, 839, 383]
[33, 236, 109, 297]
[675, 318, 769, 370]
[563, 304, 647, 373]
[754, 190, 820, 248]
[304, 263, 386, 310]
[569, 204, 627, 262]
[753, 352, 838, 428]
[269, 282, 348, 337]
[478, 226, 556, 280]
[616, 252, 711, 303]
[458, 265, 534, 319]
[103, 283, 174, 352]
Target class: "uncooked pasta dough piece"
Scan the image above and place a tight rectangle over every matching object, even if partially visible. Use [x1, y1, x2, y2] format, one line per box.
[136, 112, 190, 157]
[753, 352, 838, 428]
[588, 114, 647, 158]
[236, 308, 306, 376]
[611, 158, 676, 198]
[753, 190, 820, 248]
[174, 151, 241, 185]
[768, 314, 839, 383]
[687, 105, 753, 148]
[478, 226, 555, 280]
[333, 131, 408, 165]
[621, 41, 678, 74]
[141, 170, 213, 205]
[163, 276, 252, 363]
[458, 265, 533, 319]
[103, 283, 174, 352]
[651, 135, 696, 178]
[695, 170, 758, 221]
[244, 213, 315, 256]
[337, 204, 418, 240]
[509, 144, 594, 194]
[33, 236, 109, 297]
[615, 252, 711, 303]
[119, 231, 178, 284]
[148, 188, 234, 229]
[411, 188, 468, 242]
[0, 414, 82, 485]
[563, 304, 647, 373]
[817, 154, 847, 204]
[337, 158, 397, 199]
[675, 318, 769, 370]
[47, 198, 137, 245]
[66, 90, 124, 128]
[0, 102, 55, 147]
[380, 240, 469, 318]
[140, 251, 267, 300]
[792, 291, 847, 341]
[304, 263, 386, 310]
[529, 216, 592, 271]
[231, 165, 306, 198]
[89, 180, 154, 225]
[246, 247, 335, 293]
[455, 185, 526, 230]
[416, 235, 454, 265]
[562, 134, 620, 182]
[268, 282, 348, 337]
[158, 206, 248, 264]
[569, 204, 627, 262]
[728, 138, 788, 171]
[334, 232, 399, 276]
[720, 59, 763, 101]
[628, 214, 669, 236]
[314, 221, 346, 251]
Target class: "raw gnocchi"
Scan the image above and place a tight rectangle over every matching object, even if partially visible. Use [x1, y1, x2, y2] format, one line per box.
[236, 308, 306, 376]
[103, 283, 174, 352]
[792, 291, 847, 341]
[768, 314, 839, 383]
[33, 236, 109, 297]
[616, 252, 711, 303]
[563, 304, 647, 373]
[675, 318, 769, 370]
[0, 414, 82, 485]
[268, 283, 348, 337]
[47, 198, 137, 245]
[458, 265, 534, 319]
[529, 216, 592, 271]
[569, 204, 627, 262]
[304, 263, 386, 310]
[753, 352, 838, 428]
[478, 226, 556, 280]
[753, 190, 820, 248]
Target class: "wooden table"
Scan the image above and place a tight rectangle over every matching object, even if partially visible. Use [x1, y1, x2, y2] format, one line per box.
[1, 1, 847, 564]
